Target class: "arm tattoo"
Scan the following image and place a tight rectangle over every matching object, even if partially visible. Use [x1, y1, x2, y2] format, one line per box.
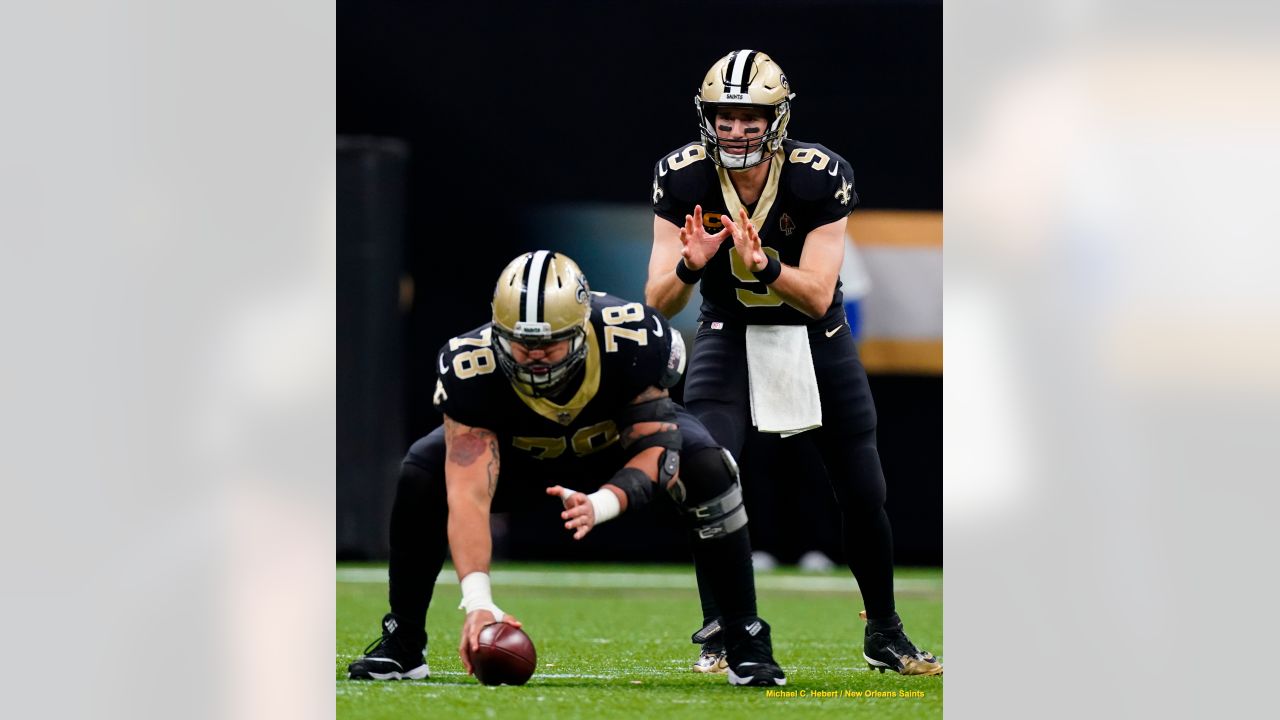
[445, 417, 496, 468]
[621, 421, 678, 446]
[486, 439, 499, 497]
[449, 430, 489, 466]
[633, 386, 667, 403]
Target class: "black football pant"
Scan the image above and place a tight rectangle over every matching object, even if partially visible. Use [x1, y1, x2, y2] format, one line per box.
[684, 318, 898, 623]
[384, 409, 758, 649]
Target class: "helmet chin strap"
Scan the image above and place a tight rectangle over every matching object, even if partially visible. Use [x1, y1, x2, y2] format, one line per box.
[720, 147, 766, 170]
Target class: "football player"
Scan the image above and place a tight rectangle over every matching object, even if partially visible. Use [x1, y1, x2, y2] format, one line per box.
[348, 251, 786, 687]
[645, 50, 942, 676]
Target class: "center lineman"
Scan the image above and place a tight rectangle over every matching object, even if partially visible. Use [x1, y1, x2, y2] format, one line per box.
[348, 251, 786, 687]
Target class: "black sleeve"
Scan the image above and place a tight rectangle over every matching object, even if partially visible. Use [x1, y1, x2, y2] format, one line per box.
[652, 143, 708, 226]
[656, 316, 687, 389]
[430, 341, 494, 429]
[601, 304, 684, 401]
[790, 144, 858, 227]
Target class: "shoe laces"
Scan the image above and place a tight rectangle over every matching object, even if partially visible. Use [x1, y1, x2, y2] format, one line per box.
[882, 631, 928, 660]
[361, 632, 393, 657]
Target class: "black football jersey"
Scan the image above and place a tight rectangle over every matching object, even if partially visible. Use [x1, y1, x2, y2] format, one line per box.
[652, 138, 858, 327]
[432, 292, 685, 468]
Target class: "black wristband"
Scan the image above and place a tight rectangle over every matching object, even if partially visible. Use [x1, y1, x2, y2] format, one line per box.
[752, 255, 782, 284]
[674, 259, 705, 284]
[608, 467, 654, 510]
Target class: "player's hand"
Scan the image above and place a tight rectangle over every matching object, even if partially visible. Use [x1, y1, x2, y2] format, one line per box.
[458, 610, 523, 675]
[546, 485, 596, 540]
[724, 208, 767, 272]
[679, 204, 730, 271]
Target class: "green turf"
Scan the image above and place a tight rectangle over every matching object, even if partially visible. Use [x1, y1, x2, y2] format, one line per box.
[337, 563, 942, 719]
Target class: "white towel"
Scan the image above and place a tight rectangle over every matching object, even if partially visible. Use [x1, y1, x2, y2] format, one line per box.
[746, 325, 822, 437]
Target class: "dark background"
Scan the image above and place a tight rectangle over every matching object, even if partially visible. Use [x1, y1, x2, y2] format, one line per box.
[338, 0, 942, 565]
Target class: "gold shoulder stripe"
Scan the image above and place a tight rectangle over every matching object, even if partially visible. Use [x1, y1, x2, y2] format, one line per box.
[716, 154, 782, 228]
[509, 322, 602, 425]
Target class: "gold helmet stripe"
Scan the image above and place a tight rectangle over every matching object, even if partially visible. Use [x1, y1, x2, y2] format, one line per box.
[726, 49, 757, 92]
[522, 249, 551, 323]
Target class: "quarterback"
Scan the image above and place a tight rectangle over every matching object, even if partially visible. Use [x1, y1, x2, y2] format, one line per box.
[348, 251, 786, 687]
[645, 50, 941, 676]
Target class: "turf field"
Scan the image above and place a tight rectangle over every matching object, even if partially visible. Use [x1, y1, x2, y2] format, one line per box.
[337, 563, 942, 719]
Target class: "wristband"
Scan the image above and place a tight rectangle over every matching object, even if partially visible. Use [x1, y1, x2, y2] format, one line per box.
[751, 255, 782, 284]
[458, 571, 505, 621]
[586, 488, 622, 524]
[675, 259, 705, 284]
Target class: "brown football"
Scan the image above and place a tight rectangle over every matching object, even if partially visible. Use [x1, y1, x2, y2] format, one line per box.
[472, 623, 537, 686]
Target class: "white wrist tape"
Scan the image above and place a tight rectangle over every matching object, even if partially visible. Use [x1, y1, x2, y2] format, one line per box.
[558, 486, 621, 525]
[586, 488, 621, 524]
[458, 572, 505, 621]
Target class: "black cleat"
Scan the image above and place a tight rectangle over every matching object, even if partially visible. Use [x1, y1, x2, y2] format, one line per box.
[861, 612, 942, 677]
[690, 619, 728, 674]
[347, 613, 429, 680]
[724, 618, 787, 687]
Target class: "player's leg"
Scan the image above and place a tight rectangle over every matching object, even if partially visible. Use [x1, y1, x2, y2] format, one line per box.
[672, 412, 785, 686]
[681, 325, 752, 663]
[810, 329, 941, 675]
[348, 429, 448, 680]
[683, 324, 751, 460]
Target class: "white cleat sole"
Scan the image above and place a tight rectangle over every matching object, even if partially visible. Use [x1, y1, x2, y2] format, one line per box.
[353, 663, 430, 681]
[728, 668, 786, 686]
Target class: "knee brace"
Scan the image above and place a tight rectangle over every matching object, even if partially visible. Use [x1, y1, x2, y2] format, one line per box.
[677, 448, 748, 541]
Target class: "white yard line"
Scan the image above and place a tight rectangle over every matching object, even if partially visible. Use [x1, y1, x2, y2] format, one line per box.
[336, 568, 941, 593]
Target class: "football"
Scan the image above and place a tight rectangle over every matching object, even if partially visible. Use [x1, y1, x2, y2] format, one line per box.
[472, 623, 537, 686]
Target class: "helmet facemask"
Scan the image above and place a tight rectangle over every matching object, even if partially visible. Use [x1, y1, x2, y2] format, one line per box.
[696, 98, 791, 170]
[492, 323, 589, 398]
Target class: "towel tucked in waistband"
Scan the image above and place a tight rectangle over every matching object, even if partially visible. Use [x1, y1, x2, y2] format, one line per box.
[745, 325, 822, 437]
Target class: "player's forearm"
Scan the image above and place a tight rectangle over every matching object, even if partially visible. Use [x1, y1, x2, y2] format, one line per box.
[767, 265, 834, 319]
[644, 270, 695, 318]
[441, 416, 501, 577]
[595, 484, 630, 513]
[447, 497, 493, 578]
[623, 445, 665, 483]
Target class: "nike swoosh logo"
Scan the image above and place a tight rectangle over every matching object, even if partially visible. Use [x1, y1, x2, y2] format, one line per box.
[828, 163, 839, 176]
[824, 326, 841, 338]
[652, 316, 664, 336]
[438, 353, 449, 375]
